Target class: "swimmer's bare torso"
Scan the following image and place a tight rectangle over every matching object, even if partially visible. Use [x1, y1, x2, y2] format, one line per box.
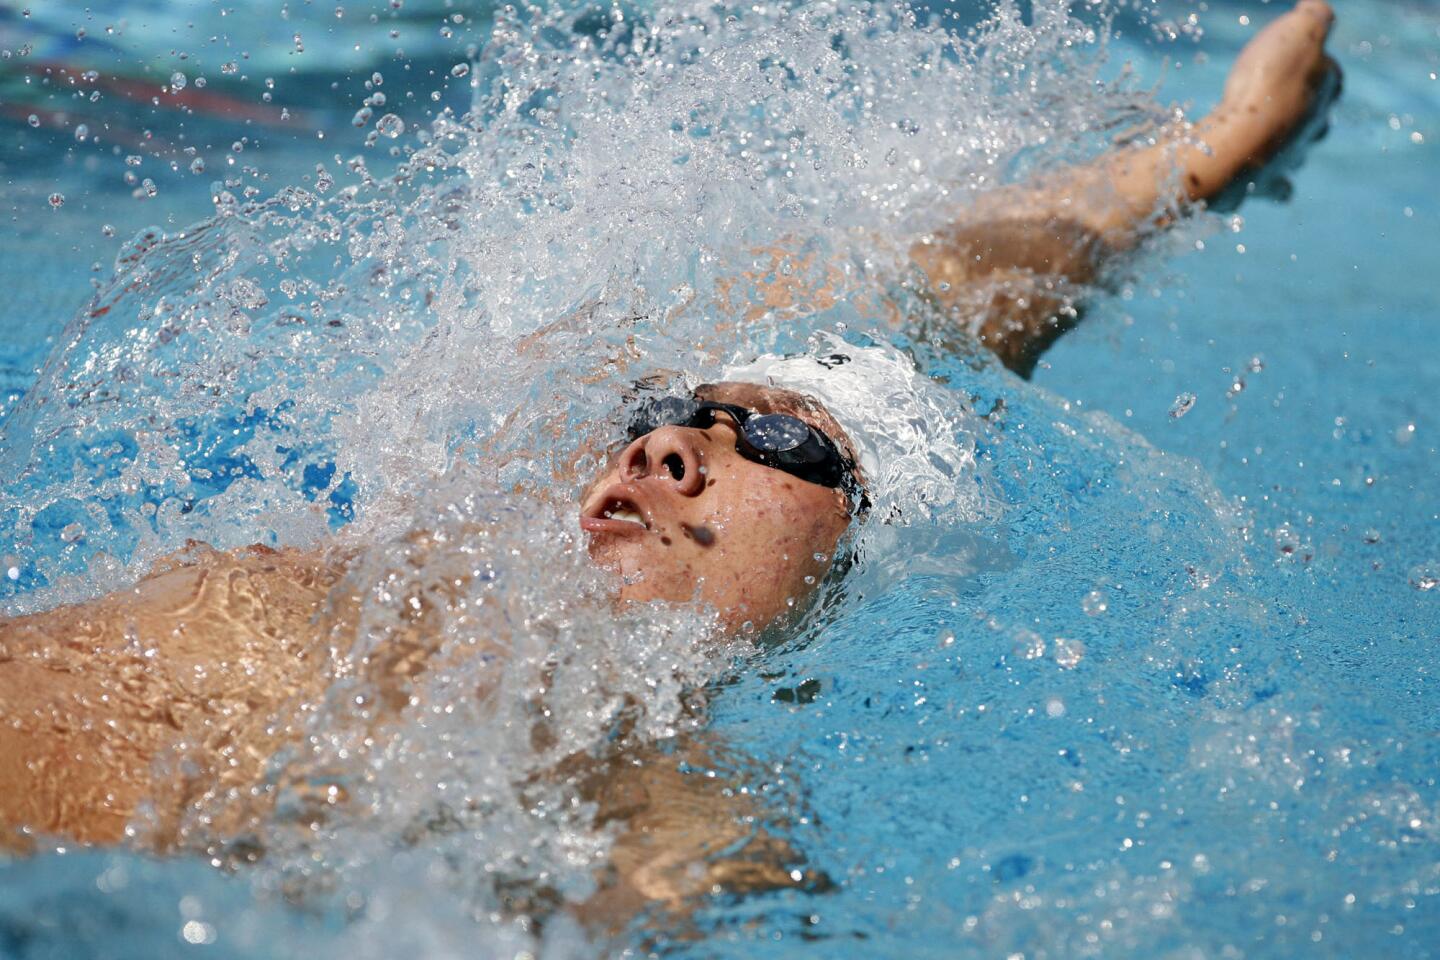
[0, 0, 1338, 921]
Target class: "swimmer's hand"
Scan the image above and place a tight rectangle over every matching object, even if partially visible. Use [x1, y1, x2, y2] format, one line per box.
[1210, 0, 1340, 204]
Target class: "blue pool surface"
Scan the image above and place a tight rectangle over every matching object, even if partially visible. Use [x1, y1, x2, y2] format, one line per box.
[2, 1, 1438, 957]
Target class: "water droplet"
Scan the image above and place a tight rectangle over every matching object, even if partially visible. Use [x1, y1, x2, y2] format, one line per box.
[1052, 637, 1085, 669]
[1409, 563, 1439, 592]
[451, 63, 470, 78]
[47, 192, 64, 208]
[375, 113, 405, 138]
[1169, 392, 1196, 419]
[170, 71, 187, 91]
[181, 920, 216, 945]
[1081, 589, 1108, 616]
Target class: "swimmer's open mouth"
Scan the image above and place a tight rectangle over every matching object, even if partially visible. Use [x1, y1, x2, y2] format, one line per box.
[580, 484, 652, 536]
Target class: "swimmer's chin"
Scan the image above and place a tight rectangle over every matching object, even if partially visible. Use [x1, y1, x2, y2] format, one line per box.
[584, 535, 722, 621]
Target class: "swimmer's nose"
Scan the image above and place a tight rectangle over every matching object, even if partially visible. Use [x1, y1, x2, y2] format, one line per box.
[619, 426, 706, 496]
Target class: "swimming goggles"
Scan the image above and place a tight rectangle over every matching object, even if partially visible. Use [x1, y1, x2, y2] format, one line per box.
[627, 394, 867, 514]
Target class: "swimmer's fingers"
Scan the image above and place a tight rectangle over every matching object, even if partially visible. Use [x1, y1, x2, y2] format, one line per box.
[1221, 0, 1335, 111]
[1223, 54, 1336, 209]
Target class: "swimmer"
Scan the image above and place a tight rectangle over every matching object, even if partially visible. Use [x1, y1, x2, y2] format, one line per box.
[0, 0, 1338, 919]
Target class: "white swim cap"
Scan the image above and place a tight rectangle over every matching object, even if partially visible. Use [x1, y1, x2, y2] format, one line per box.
[720, 333, 986, 523]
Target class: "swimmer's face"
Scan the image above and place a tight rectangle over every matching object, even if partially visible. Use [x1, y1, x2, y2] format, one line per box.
[580, 382, 855, 633]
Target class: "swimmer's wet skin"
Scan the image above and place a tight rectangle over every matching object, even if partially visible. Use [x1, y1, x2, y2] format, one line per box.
[0, 0, 1338, 929]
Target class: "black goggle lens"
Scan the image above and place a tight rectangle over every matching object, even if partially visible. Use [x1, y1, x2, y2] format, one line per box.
[630, 398, 814, 455]
[743, 413, 811, 454]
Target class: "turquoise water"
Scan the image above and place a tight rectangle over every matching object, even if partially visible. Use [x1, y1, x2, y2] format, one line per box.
[2, 1, 1438, 957]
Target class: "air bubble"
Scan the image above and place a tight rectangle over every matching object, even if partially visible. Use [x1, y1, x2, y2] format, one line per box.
[74, 124, 89, 142]
[451, 63, 470, 78]
[27, 114, 39, 127]
[1012, 629, 1046, 660]
[59, 522, 84, 543]
[190, 158, 206, 174]
[1168, 393, 1196, 419]
[170, 71, 187, 90]
[47, 192, 64, 208]
[1409, 563, 1439, 592]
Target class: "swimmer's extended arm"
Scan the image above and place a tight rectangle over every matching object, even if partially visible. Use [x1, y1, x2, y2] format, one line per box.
[911, 0, 1338, 375]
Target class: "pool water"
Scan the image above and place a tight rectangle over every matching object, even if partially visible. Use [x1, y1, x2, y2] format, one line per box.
[2, 1, 1438, 958]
